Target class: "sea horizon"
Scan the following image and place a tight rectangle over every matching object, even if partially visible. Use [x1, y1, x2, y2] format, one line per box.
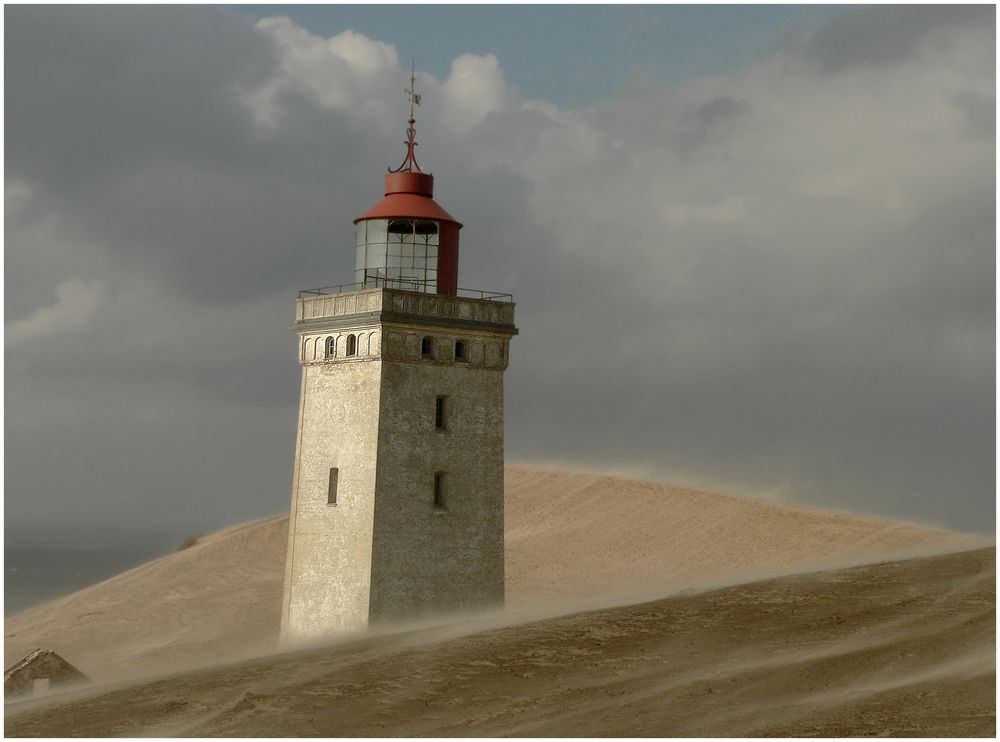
[4, 526, 196, 617]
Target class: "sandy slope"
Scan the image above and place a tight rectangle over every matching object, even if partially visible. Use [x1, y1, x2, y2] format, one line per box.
[4, 465, 981, 682]
[503, 467, 980, 602]
[4, 516, 288, 681]
[5, 548, 994, 737]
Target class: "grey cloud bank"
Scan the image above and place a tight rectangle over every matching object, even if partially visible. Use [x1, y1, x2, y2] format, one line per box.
[5, 6, 994, 536]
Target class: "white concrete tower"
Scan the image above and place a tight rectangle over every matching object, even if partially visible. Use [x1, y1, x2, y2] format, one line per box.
[280, 80, 517, 643]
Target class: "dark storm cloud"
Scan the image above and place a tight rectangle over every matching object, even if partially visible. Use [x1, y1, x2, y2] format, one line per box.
[952, 89, 996, 140]
[674, 95, 752, 153]
[800, 4, 992, 74]
[6, 7, 270, 190]
[5, 6, 389, 305]
[5, 5, 995, 537]
[693, 96, 751, 131]
[3, 6, 371, 532]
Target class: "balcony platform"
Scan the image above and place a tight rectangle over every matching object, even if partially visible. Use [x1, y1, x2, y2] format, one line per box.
[295, 282, 517, 334]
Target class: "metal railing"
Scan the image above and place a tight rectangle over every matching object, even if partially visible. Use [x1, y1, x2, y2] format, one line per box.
[298, 276, 512, 302]
[454, 287, 514, 302]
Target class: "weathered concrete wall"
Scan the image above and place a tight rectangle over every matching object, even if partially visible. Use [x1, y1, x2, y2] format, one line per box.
[368, 325, 507, 623]
[282, 287, 515, 641]
[280, 353, 383, 642]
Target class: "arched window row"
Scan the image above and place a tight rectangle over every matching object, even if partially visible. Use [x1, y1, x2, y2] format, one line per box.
[387, 333, 506, 365]
[302, 331, 379, 362]
[302, 332, 508, 367]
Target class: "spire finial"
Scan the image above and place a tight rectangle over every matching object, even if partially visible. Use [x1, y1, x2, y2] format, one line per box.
[390, 60, 422, 173]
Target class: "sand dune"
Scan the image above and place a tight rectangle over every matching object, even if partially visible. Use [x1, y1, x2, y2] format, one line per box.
[3, 465, 982, 682]
[4, 516, 288, 681]
[503, 467, 980, 602]
[5, 547, 994, 737]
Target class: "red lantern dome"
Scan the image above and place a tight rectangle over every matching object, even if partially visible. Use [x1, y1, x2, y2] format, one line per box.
[352, 70, 461, 296]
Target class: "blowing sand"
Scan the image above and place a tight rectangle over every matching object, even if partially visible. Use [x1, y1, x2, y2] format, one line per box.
[4, 465, 983, 685]
[5, 547, 994, 737]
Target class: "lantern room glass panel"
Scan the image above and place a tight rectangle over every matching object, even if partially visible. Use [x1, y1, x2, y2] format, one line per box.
[355, 218, 439, 292]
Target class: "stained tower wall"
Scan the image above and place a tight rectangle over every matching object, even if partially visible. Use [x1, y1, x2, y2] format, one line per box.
[368, 328, 507, 623]
[280, 342, 383, 640]
[281, 288, 515, 643]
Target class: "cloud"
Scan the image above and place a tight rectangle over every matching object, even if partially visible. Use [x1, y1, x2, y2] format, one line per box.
[6, 279, 107, 345]
[951, 88, 996, 139]
[327, 28, 398, 73]
[440, 54, 512, 132]
[4, 6, 994, 535]
[241, 18, 400, 129]
[675, 95, 753, 152]
[6, 179, 34, 209]
[239, 28, 516, 138]
[798, 5, 991, 74]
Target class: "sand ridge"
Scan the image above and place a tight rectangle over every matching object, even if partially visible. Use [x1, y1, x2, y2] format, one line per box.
[3, 465, 983, 682]
[5, 547, 994, 737]
[503, 466, 981, 601]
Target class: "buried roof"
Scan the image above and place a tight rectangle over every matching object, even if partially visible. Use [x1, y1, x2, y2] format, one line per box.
[4, 649, 89, 698]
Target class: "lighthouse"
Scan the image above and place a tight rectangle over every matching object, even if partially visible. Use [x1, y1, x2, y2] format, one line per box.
[280, 74, 517, 642]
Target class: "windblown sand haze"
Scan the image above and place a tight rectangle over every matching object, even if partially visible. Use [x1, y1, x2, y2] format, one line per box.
[4, 466, 992, 736]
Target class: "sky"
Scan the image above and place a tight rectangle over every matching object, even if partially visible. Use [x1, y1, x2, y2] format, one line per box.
[5, 5, 995, 538]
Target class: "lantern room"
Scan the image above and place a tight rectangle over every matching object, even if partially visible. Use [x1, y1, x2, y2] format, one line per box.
[353, 71, 461, 297]
[354, 170, 461, 296]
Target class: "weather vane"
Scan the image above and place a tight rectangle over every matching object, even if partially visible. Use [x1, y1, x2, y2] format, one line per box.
[390, 60, 422, 173]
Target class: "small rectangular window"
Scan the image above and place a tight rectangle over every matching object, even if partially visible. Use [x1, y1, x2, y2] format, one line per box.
[327, 467, 339, 506]
[435, 396, 446, 429]
[455, 340, 468, 362]
[433, 472, 446, 509]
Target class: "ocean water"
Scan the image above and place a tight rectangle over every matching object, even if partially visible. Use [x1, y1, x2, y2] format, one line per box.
[4, 528, 186, 617]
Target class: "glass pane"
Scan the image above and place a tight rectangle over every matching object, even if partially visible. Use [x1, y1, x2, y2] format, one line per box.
[365, 219, 387, 246]
[366, 245, 386, 269]
[355, 222, 366, 247]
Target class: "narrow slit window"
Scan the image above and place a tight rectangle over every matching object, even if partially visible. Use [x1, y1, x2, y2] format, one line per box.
[435, 396, 446, 429]
[327, 467, 339, 506]
[421, 336, 434, 359]
[455, 340, 467, 362]
[433, 472, 446, 509]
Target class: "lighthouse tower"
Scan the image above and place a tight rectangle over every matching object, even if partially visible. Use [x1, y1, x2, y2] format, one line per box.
[280, 78, 517, 642]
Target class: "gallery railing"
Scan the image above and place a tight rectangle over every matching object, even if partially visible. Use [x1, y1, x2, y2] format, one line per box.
[299, 276, 512, 302]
